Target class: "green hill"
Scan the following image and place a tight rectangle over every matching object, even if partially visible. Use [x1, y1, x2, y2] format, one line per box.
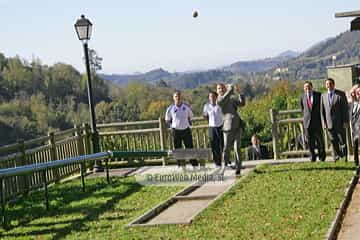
[275, 31, 360, 81]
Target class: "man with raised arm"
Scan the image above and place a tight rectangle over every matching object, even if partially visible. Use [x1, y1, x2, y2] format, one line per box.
[216, 83, 245, 175]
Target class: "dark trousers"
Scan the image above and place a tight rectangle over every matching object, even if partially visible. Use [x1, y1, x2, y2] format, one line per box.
[209, 126, 223, 166]
[172, 128, 198, 166]
[353, 138, 359, 166]
[305, 127, 326, 161]
[328, 127, 347, 160]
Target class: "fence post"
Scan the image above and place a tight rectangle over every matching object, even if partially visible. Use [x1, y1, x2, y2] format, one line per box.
[82, 123, 93, 169]
[270, 109, 279, 160]
[75, 124, 87, 182]
[48, 132, 60, 182]
[159, 117, 167, 165]
[74, 124, 85, 156]
[82, 123, 91, 155]
[17, 140, 29, 195]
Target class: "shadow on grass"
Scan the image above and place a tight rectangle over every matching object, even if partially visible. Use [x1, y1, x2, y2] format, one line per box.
[0, 177, 143, 240]
[253, 165, 356, 175]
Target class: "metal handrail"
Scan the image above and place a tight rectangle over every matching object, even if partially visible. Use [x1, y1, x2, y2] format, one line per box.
[0, 151, 111, 228]
[0, 152, 110, 179]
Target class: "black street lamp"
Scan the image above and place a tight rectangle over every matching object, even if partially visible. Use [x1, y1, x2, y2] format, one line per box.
[74, 15, 102, 172]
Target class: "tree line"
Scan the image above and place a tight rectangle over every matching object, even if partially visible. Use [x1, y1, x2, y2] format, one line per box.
[0, 52, 305, 147]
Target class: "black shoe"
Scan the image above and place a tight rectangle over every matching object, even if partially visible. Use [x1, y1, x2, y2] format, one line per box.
[235, 170, 241, 176]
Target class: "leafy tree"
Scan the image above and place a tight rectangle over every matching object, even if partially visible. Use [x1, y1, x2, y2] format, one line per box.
[141, 100, 169, 119]
[30, 93, 48, 133]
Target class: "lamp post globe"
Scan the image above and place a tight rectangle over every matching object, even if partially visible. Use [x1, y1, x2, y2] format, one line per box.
[74, 15, 102, 172]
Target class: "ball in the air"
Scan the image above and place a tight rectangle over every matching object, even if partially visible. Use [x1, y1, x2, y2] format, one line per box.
[192, 11, 198, 18]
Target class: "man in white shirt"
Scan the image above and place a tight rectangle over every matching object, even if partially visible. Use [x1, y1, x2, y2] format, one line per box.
[165, 90, 198, 167]
[203, 91, 224, 167]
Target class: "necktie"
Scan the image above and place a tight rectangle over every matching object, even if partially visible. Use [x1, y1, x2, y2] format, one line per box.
[354, 103, 359, 114]
[328, 92, 333, 105]
[307, 95, 312, 109]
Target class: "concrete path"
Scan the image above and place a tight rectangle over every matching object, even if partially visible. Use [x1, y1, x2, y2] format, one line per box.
[337, 177, 360, 240]
[144, 167, 253, 225]
[88, 167, 137, 178]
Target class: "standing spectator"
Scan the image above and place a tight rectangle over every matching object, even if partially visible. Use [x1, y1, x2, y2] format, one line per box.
[216, 83, 245, 175]
[320, 78, 349, 161]
[203, 91, 224, 167]
[165, 90, 198, 167]
[300, 81, 326, 162]
[349, 85, 360, 166]
[246, 135, 269, 160]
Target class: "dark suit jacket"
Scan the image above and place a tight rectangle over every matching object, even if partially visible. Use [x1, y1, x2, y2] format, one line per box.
[349, 102, 360, 140]
[216, 86, 245, 132]
[300, 91, 322, 130]
[320, 89, 349, 130]
[246, 145, 269, 160]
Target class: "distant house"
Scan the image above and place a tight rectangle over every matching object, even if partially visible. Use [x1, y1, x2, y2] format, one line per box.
[327, 63, 360, 92]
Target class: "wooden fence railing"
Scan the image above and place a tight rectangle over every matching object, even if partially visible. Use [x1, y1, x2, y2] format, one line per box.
[0, 124, 91, 200]
[98, 117, 210, 165]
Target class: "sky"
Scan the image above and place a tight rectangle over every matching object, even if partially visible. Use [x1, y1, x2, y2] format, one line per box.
[0, 0, 358, 74]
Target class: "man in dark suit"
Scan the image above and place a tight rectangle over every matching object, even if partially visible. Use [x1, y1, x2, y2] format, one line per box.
[216, 83, 245, 175]
[300, 81, 326, 162]
[246, 135, 269, 160]
[320, 78, 349, 161]
[349, 86, 360, 166]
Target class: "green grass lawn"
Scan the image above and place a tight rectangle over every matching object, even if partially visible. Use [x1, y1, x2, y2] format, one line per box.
[0, 161, 355, 240]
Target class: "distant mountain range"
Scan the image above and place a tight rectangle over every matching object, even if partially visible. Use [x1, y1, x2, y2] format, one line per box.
[281, 31, 360, 81]
[100, 31, 360, 88]
[223, 50, 300, 73]
[99, 68, 172, 86]
[100, 50, 300, 88]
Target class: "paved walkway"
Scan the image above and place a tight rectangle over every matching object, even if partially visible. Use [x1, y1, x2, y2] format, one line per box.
[337, 177, 360, 240]
[142, 167, 254, 225]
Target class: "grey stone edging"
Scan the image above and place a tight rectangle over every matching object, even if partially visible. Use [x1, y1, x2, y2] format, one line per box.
[325, 169, 359, 240]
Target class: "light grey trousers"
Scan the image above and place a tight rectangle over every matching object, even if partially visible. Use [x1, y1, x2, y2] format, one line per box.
[223, 128, 242, 171]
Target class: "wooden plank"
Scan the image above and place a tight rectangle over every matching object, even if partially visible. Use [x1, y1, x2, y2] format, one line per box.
[335, 11, 360, 18]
